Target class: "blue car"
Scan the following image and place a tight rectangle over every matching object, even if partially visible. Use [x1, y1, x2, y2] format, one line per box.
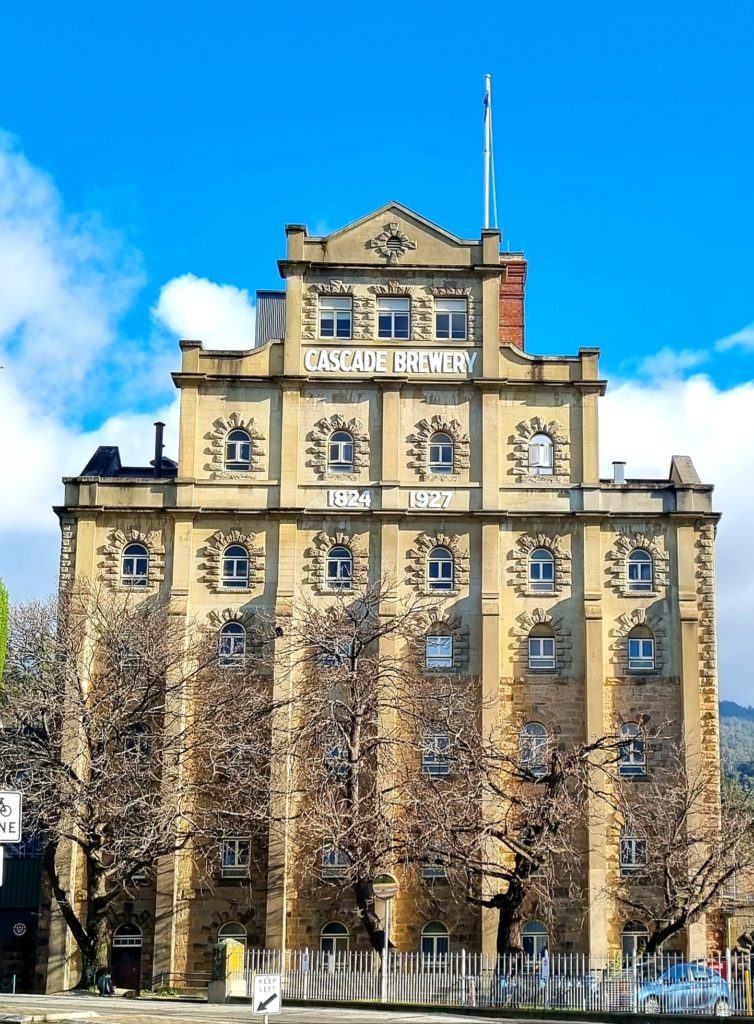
[638, 963, 732, 1016]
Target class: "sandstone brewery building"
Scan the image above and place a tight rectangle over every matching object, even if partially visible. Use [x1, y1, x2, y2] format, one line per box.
[54, 203, 721, 985]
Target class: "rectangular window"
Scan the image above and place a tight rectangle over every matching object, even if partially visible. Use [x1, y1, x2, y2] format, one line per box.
[377, 297, 410, 339]
[319, 297, 352, 339]
[322, 842, 349, 879]
[528, 636, 556, 670]
[619, 736, 647, 777]
[221, 837, 250, 878]
[435, 298, 467, 340]
[628, 639, 655, 671]
[620, 835, 647, 875]
[422, 732, 450, 777]
[425, 635, 453, 670]
[421, 863, 447, 880]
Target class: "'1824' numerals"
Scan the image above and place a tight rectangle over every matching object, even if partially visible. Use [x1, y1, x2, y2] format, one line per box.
[327, 489, 372, 508]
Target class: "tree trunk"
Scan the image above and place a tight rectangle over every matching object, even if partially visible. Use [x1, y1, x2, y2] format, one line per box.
[493, 878, 527, 955]
[644, 920, 685, 956]
[353, 875, 388, 953]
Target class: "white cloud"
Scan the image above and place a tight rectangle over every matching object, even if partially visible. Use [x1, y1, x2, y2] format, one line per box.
[602, 373, 754, 705]
[715, 322, 754, 352]
[153, 273, 256, 350]
[637, 346, 709, 378]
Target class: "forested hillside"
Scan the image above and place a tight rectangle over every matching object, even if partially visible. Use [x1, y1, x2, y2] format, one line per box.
[720, 701, 754, 786]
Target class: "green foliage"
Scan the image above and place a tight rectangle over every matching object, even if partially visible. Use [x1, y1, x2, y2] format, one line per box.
[720, 701, 754, 787]
[0, 579, 8, 681]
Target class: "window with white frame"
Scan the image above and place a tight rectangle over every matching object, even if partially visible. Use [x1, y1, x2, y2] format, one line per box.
[377, 296, 410, 339]
[319, 296, 352, 339]
[422, 730, 450, 778]
[628, 626, 655, 671]
[319, 637, 352, 668]
[320, 921, 349, 955]
[221, 837, 250, 878]
[618, 722, 647, 777]
[218, 622, 246, 668]
[218, 921, 248, 945]
[627, 549, 653, 591]
[322, 841, 349, 879]
[528, 626, 556, 671]
[519, 722, 548, 778]
[328, 431, 354, 472]
[621, 921, 648, 960]
[421, 921, 449, 957]
[435, 299, 467, 340]
[427, 547, 453, 591]
[528, 548, 555, 592]
[425, 633, 453, 670]
[428, 432, 454, 474]
[326, 546, 353, 590]
[620, 829, 647, 875]
[528, 433, 554, 475]
[225, 429, 251, 471]
[121, 543, 149, 587]
[421, 860, 447, 880]
[324, 724, 349, 777]
[521, 920, 548, 958]
[222, 544, 249, 588]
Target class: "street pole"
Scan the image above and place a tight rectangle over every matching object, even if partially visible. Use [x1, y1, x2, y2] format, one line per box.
[381, 897, 391, 1004]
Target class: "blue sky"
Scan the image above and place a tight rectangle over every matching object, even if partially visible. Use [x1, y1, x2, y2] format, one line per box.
[0, 0, 753, 699]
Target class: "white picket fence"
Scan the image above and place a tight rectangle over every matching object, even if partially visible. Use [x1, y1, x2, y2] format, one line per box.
[239, 947, 754, 1014]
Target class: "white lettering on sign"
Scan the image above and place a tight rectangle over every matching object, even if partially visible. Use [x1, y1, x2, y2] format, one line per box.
[252, 973, 282, 1016]
[327, 489, 372, 509]
[408, 490, 453, 510]
[0, 792, 22, 843]
[304, 348, 477, 376]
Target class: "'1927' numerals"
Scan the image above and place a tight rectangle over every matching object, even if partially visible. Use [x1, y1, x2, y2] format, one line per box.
[408, 490, 452, 509]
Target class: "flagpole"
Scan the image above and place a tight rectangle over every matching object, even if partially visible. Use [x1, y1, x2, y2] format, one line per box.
[483, 73, 491, 229]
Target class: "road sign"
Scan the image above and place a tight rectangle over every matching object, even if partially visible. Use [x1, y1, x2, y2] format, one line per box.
[0, 791, 23, 844]
[252, 973, 282, 1016]
[373, 872, 399, 900]
[0, 846, 3, 886]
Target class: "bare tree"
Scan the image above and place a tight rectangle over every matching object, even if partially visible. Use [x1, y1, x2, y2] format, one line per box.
[411, 720, 621, 955]
[279, 581, 478, 952]
[609, 742, 754, 954]
[0, 585, 277, 985]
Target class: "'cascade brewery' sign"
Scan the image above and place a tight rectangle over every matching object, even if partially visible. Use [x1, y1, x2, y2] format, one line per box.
[304, 347, 478, 375]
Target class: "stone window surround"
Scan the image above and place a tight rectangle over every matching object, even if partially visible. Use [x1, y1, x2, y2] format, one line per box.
[513, 608, 572, 677]
[511, 416, 571, 484]
[101, 528, 165, 591]
[308, 413, 370, 481]
[205, 414, 267, 479]
[612, 608, 667, 677]
[407, 414, 471, 482]
[306, 530, 369, 593]
[510, 533, 572, 595]
[201, 529, 265, 594]
[406, 531, 471, 596]
[420, 612, 470, 674]
[607, 528, 670, 598]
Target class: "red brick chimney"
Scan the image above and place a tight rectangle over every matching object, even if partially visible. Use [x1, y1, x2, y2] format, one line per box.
[499, 257, 527, 350]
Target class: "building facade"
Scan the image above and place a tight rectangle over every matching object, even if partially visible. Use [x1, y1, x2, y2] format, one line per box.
[51, 203, 721, 989]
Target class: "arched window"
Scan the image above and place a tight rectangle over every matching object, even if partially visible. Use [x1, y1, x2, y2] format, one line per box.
[320, 921, 349, 956]
[427, 547, 453, 591]
[627, 549, 653, 591]
[422, 729, 450, 778]
[218, 921, 247, 946]
[421, 921, 449, 958]
[528, 433, 554, 475]
[519, 722, 548, 778]
[328, 431, 354, 473]
[620, 828, 647, 875]
[528, 625, 556, 671]
[621, 921, 648, 960]
[121, 543, 149, 588]
[521, 920, 548, 958]
[225, 429, 251, 471]
[112, 923, 142, 948]
[218, 622, 246, 668]
[326, 546, 353, 590]
[324, 724, 349, 777]
[425, 632, 453, 670]
[222, 545, 249, 588]
[529, 548, 555, 592]
[628, 625, 655, 672]
[618, 723, 647, 777]
[428, 432, 454, 474]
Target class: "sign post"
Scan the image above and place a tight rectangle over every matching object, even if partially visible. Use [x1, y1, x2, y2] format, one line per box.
[0, 791, 23, 887]
[373, 873, 399, 1005]
[251, 972, 282, 1023]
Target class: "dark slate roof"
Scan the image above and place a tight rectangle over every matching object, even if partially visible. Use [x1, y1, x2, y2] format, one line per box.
[80, 446, 177, 479]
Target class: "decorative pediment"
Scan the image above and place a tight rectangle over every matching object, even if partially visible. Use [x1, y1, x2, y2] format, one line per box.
[429, 285, 472, 297]
[365, 222, 417, 264]
[200, 529, 265, 593]
[204, 414, 267, 479]
[311, 280, 353, 295]
[406, 532, 470, 595]
[370, 280, 412, 296]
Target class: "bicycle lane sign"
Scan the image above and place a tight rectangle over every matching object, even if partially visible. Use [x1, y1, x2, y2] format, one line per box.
[0, 791, 23, 843]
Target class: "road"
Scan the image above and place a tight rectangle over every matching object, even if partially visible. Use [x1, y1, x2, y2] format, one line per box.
[0, 993, 550, 1024]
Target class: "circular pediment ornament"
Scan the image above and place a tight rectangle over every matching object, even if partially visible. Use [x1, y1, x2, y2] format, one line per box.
[366, 222, 417, 264]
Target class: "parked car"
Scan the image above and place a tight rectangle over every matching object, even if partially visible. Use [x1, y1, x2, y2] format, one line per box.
[638, 962, 732, 1016]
